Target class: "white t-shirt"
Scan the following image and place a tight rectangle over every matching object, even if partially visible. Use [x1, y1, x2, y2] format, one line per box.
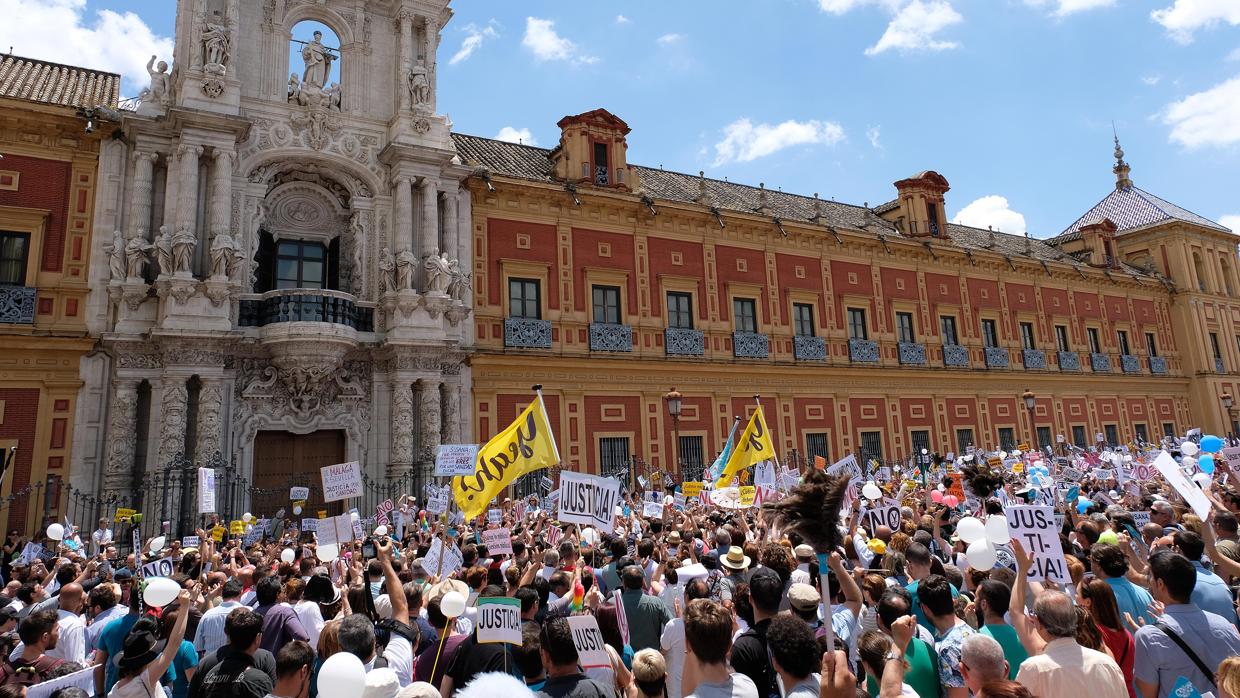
[382, 634, 413, 687]
[686, 673, 759, 698]
[292, 600, 324, 648]
[660, 617, 686, 698]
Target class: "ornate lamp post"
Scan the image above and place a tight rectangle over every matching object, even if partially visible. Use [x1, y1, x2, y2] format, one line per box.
[1222, 393, 1235, 441]
[1021, 388, 1037, 448]
[664, 388, 683, 480]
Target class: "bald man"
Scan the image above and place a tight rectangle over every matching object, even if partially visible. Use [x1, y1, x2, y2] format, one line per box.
[49, 583, 87, 664]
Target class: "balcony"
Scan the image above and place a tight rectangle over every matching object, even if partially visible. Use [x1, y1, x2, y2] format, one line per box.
[238, 289, 373, 331]
[664, 327, 704, 356]
[504, 317, 552, 349]
[1090, 352, 1111, 372]
[898, 342, 927, 365]
[984, 347, 1009, 368]
[1149, 356, 1168, 375]
[794, 335, 827, 361]
[1217, 357, 1226, 374]
[943, 344, 970, 368]
[848, 338, 879, 363]
[0, 286, 36, 325]
[1058, 351, 1080, 371]
[589, 323, 632, 352]
[1022, 349, 1047, 370]
[733, 331, 769, 359]
[1120, 354, 1141, 374]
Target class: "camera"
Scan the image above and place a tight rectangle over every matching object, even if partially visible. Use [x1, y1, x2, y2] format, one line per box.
[362, 537, 377, 559]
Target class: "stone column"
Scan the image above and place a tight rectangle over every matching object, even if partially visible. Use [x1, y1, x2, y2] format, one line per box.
[197, 378, 225, 461]
[390, 381, 414, 479]
[397, 10, 414, 112]
[209, 150, 234, 239]
[441, 190, 458, 264]
[176, 144, 203, 235]
[394, 176, 414, 258]
[419, 178, 439, 258]
[442, 380, 461, 443]
[103, 379, 140, 499]
[129, 151, 158, 240]
[419, 378, 442, 464]
[161, 149, 180, 232]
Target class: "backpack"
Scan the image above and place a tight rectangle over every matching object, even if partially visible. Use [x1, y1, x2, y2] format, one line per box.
[0, 655, 65, 687]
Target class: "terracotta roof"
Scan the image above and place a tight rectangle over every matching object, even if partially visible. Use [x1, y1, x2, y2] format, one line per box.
[1050, 185, 1230, 242]
[0, 54, 120, 109]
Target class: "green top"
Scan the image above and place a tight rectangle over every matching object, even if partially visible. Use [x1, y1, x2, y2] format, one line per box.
[981, 623, 1028, 680]
[865, 637, 942, 698]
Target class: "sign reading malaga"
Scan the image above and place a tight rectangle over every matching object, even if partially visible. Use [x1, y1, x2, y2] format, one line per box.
[557, 471, 620, 534]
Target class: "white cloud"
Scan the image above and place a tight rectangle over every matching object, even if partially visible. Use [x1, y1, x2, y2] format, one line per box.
[1219, 215, 1240, 231]
[1161, 75, 1240, 148]
[952, 196, 1028, 234]
[495, 127, 536, 146]
[712, 118, 845, 166]
[657, 33, 684, 45]
[615, 15, 631, 24]
[1024, 0, 1114, 17]
[0, 0, 173, 95]
[866, 125, 883, 149]
[1152, 0, 1240, 43]
[1142, 75, 1162, 86]
[818, 0, 904, 13]
[865, 0, 963, 56]
[522, 17, 596, 64]
[1227, 47, 1240, 61]
[450, 22, 499, 65]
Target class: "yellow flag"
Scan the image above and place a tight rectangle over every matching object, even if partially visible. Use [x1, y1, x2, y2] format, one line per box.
[715, 406, 776, 488]
[453, 394, 560, 520]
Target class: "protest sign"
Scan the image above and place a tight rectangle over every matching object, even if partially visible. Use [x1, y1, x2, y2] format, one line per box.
[738, 486, 756, 508]
[181, 535, 200, 548]
[541, 476, 554, 492]
[290, 486, 310, 501]
[475, 597, 522, 644]
[315, 514, 354, 547]
[567, 615, 611, 668]
[27, 665, 94, 698]
[114, 508, 137, 523]
[229, 520, 244, 535]
[1006, 505, 1071, 584]
[18, 543, 42, 565]
[243, 528, 263, 546]
[673, 493, 686, 510]
[424, 537, 463, 577]
[140, 556, 175, 578]
[827, 454, 863, 483]
[1060, 466, 1083, 482]
[487, 508, 502, 525]
[1153, 450, 1211, 519]
[545, 524, 562, 548]
[1222, 447, 1240, 471]
[682, 482, 703, 497]
[210, 526, 225, 542]
[300, 519, 318, 532]
[374, 499, 394, 526]
[754, 461, 777, 487]
[1133, 462, 1153, 480]
[482, 527, 513, 555]
[642, 501, 664, 519]
[349, 508, 365, 539]
[426, 486, 450, 515]
[545, 490, 561, 514]
[1095, 469, 1116, 481]
[435, 444, 480, 477]
[1131, 511, 1151, 529]
[613, 589, 630, 645]
[861, 500, 901, 532]
[558, 471, 621, 533]
[320, 461, 363, 502]
[197, 468, 216, 513]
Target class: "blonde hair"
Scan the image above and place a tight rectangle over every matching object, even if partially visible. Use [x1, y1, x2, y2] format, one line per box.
[1218, 656, 1240, 698]
[631, 649, 667, 698]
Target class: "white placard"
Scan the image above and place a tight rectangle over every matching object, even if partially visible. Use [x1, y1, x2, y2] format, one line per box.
[642, 501, 664, 519]
[827, 453, 863, 483]
[545, 490, 561, 514]
[424, 537, 463, 577]
[290, 487, 310, 501]
[861, 500, 901, 533]
[754, 460, 777, 487]
[487, 508, 502, 525]
[181, 536, 200, 548]
[557, 471, 621, 534]
[482, 527, 513, 555]
[1005, 505, 1071, 584]
[672, 493, 686, 510]
[1153, 450, 1212, 519]
[315, 514, 353, 547]
[567, 615, 612, 669]
[375, 499, 394, 526]
[26, 665, 94, 698]
[1221, 447, 1240, 471]
[475, 597, 522, 644]
[435, 444, 481, 477]
[300, 519, 318, 532]
[320, 461, 363, 502]
[426, 486, 450, 515]
[140, 555, 175, 578]
[197, 468, 216, 514]
[612, 589, 629, 645]
[1131, 511, 1151, 529]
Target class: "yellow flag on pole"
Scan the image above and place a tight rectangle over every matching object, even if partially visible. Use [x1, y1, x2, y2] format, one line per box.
[715, 405, 776, 489]
[453, 393, 561, 520]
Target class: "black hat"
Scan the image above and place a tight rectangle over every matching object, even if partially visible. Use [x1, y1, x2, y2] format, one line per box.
[114, 617, 166, 671]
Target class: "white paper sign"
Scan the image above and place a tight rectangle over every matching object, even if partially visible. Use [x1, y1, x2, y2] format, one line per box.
[181, 536, 200, 548]
[301, 519, 318, 532]
[557, 471, 621, 534]
[426, 486, 450, 515]
[197, 468, 216, 514]
[482, 527, 513, 555]
[567, 615, 612, 668]
[861, 500, 901, 532]
[320, 461, 363, 502]
[315, 514, 353, 547]
[1221, 447, 1240, 471]
[26, 666, 94, 698]
[1131, 511, 1151, 529]
[475, 597, 522, 644]
[754, 460, 777, 487]
[827, 453, 863, 484]
[290, 487, 310, 501]
[435, 444, 481, 477]
[424, 537, 464, 577]
[1006, 505, 1071, 584]
[140, 555, 175, 578]
[1153, 450, 1212, 519]
[487, 508, 502, 525]
[642, 501, 664, 519]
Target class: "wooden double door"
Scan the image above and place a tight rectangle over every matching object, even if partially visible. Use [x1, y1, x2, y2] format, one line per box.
[252, 429, 346, 518]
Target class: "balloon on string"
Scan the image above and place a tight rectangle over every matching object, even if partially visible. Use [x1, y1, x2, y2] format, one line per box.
[317, 543, 339, 562]
[149, 536, 166, 553]
[241, 513, 253, 523]
[1181, 441, 1200, 456]
[966, 540, 998, 569]
[1077, 498, 1092, 514]
[46, 524, 64, 541]
[930, 490, 944, 504]
[862, 483, 882, 500]
[280, 548, 296, 564]
[143, 577, 180, 607]
[984, 515, 1010, 544]
[943, 495, 959, 508]
[440, 591, 466, 618]
[957, 517, 986, 544]
[1200, 454, 1216, 474]
[1201, 435, 1224, 453]
[1193, 472, 1213, 489]
[292, 505, 302, 515]
[316, 652, 366, 698]
[374, 525, 389, 537]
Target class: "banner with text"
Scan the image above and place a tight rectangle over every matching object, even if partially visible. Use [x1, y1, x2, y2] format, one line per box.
[557, 471, 621, 534]
[1005, 505, 1071, 584]
[320, 461, 363, 502]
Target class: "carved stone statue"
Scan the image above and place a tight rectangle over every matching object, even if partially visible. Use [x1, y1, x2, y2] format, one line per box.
[202, 23, 232, 68]
[155, 226, 174, 276]
[396, 249, 417, 290]
[424, 250, 451, 294]
[287, 73, 302, 104]
[105, 230, 126, 282]
[379, 247, 397, 293]
[230, 235, 246, 282]
[124, 236, 153, 279]
[408, 65, 430, 108]
[300, 31, 334, 89]
[140, 56, 172, 107]
[324, 82, 342, 111]
[210, 233, 235, 278]
[447, 258, 471, 301]
[171, 226, 196, 275]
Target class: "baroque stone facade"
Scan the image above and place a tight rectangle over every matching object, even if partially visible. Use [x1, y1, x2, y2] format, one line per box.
[73, 0, 473, 514]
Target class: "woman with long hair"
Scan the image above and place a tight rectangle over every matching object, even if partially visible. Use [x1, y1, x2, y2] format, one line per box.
[1079, 578, 1135, 698]
[308, 619, 341, 698]
[158, 602, 199, 698]
[585, 603, 633, 695]
[109, 586, 198, 698]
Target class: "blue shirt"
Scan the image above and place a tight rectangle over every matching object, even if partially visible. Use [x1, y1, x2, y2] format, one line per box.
[906, 579, 959, 635]
[98, 613, 176, 693]
[170, 639, 198, 698]
[1134, 603, 1240, 698]
[1104, 576, 1157, 627]
[1190, 562, 1237, 627]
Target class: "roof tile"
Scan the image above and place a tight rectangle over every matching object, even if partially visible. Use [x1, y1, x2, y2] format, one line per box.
[0, 54, 120, 109]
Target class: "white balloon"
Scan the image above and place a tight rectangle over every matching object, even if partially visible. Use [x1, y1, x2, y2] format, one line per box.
[984, 515, 1010, 545]
[1193, 472, 1213, 489]
[1181, 441, 1199, 456]
[317, 543, 339, 562]
[862, 483, 882, 500]
[966, 540, 998, 570]
[957, 517, 987, 544]
[280, 548, 296, 564]
[963, 454, 975, 462]
[242, 512, 253, 523]
[921, 449, 929, 456]
[349, 511, 360, 522]
[244, 524, 253, 533]
[317, 652, 366, 698]
[149, 536, 166, 553]
[46, 524, 64, 541]
[440, 590, 467, 618]
[292, 505, 302, 515]
[143, 577, 180, 607]
[998, 451, 1008, 460]
[374, 525, 389, 537]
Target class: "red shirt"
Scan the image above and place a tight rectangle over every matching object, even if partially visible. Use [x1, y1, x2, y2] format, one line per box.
[1097, 622, 1135, 698]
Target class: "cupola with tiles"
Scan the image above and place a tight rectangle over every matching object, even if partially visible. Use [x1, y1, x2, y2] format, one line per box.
[550, 108, 641, 192]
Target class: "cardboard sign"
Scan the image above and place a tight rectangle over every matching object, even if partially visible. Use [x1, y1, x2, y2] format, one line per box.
[861, 500, 901, 532]
[290, 487, 310, 501]
[300, 519, 318, 532]
[140, 555, 175, 578]
[114, 508, 137, 523]
[567, 615, 612, 668]
[642, 501, 664, 518]
[754, 461, 777, 487]
[545, 490, 561, 514]
[26, 665, 94, 698]
[1061, 466, 1083, 482]
[197, 468, 216, 513]
[475, 597, 522, 644]
[545, 524, 563, 548]
[181, 536, 200, 548]
[1006, 505, 1071, 584]
[210, 526, 225, 542]
[672, 493, 686, 510]
[682, 482, 703, 497]
[1131, 511, 1151, 529]
[482, 527, 513, 555]
[827, 454, 863, 484]
[18, 543, 42, 565]
[315, 514, 354, 547]
[375, 499, 394, 527]
[540, 476, 554, 492]
[229, 520, 244, 535]
[487, 508, 502, 525]
[424, 537, 463, 577]
[1095, 469, 1116, 481]
[320, 461, 363, 502]
[557, 471, 621, 534]
[426, 487, 451, 515]
[435, 444, 480, 477]
[1153, 450, 1211, 519]
[738, 486, 756, 508]
[1221, 447, 1240, 471]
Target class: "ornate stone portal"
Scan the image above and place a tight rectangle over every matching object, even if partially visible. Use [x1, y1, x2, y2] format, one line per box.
[74, 0, 473, 516]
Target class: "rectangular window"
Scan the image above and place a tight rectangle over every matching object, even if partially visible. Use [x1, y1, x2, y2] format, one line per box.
[593, 142, 610, 185]
[793, 303, 816, 337]
[1117, 330, 1131, 355]
[998, 427, 1016, 451]
[910, 430, 931, 456]
[1104, 424, 1119, 446]
[1072, 425, 1087, 448]
[981, 319, 999, 348]
[1036, 426, 1052, 449]
[0, 232, 29, 285]
[806, 433, 830, 462]
[1162, 422, 1175, 438]
[598, 436, 630, 475]
[1020, 322, 1036, 350]
[1147, 332, 1159, 357]
[1134, 424, 1149, 444]
[940, 316, 959, 345]
[848, 308, 868, 340]
[678, 435, 704, 480]
[275, 240, 326, 290]
[1087, 327, 1101, 354]
[508, 278, 541, 319]
[1211, 333, 1222, 359]
[859, 431, 883, 464]
[896, 312, 916, 344]
[956, 429, 974, 454]
[592, 285, 621, 325]
[733, 298, 757, 333]
[667, 291, 693, 329]
[1055, 325, 1070, 352]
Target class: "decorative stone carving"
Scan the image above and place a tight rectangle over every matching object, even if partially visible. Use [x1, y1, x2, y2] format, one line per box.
[446, 258, 470, 301]
[155, 226, 174, 277]
[290, 107, 341, 150]
[232, 358, 372, 452]
[419, 380, 442, 463]
[424, 250, 451, 295]
[103, 380, 140, 497]
[210, 232, 235, 278]
[413, 118, 431, 135]
[396, 249, 417, 290]
[116, 351, 162, 369]
[124, 236, 153, 279]
[390, 381, 414, 467]
[105, 230, 126, 282]
[172, 226, 196, 275]
[139, 56, 172, 109]
[379, 247, 398, 293]
[203, 22, 232, 69]
[407, 64, 430, 110]
[442, 382, 461, 443]
[300, 31, 334, 90]
[156, 380, 189, 466]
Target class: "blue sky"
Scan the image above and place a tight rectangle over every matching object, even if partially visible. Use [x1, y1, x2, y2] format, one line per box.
[4, 0, 1240, 237]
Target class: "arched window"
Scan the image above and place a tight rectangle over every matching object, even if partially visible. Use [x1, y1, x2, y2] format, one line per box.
[287, 21, 342, 108]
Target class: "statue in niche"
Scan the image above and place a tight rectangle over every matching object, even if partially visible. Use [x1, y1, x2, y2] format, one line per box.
[407, 64, 430, 109]
[202, 22, 231, 69]
[378, 247, 397, 293]
[140, 56, 172, 107]
[155, 226, 174, 276]
[424, 249, 451, 294]
[287, 73, 302, 105]
[171, 226, 196, 275]
[300, 31, 335, 89]
[395, 249, 417, 290]
[124, 236, 153, 279]
[105, 230, 126, 282]
[447, 258, 470, 302]
[210, 233, 235, 278]
[230, 235, 246, 282]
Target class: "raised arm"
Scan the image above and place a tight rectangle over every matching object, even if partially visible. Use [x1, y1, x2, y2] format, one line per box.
[1007, 539, 1046, 656]
[376, 537, 408, 626]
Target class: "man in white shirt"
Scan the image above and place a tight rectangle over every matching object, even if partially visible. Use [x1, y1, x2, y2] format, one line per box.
[195, 579, 244, 655]
[661, 579, 709, 698]
[536, 549, 559, 580]
[91, 519, 112, 557]
[47, 583, 86, 664]
[790, 545, 814, 586]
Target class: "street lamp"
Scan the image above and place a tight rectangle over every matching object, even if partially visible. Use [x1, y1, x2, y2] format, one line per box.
[665, 388, 683, 479]
[1021, 389, 1037, 448]
[1222, 393, 1235, 441]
